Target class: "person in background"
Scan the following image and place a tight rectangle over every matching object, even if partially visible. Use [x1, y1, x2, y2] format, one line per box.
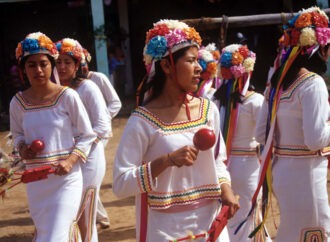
[194, 42, 220, 99]
[10, 32, 96, 242]
[255, 6, 330, 241]
[213, 43, 271, 241]
[112, 19, 239, 242]
[81, 47, 122, 229]
[56, 38, 110, 242]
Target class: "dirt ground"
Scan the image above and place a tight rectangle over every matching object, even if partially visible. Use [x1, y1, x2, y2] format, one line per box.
[0, 107, 329, 241]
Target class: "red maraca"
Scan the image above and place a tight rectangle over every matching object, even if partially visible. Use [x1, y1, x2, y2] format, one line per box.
[193, 128, 216, 151]
[29, 139, 45, 153]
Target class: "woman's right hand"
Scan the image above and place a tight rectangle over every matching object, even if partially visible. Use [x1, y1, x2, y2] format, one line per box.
[168, 145, 199, 167]
[18, 142, 36, 160]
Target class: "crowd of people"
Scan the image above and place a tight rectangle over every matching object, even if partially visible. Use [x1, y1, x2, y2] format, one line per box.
[3, 5, 330, 242]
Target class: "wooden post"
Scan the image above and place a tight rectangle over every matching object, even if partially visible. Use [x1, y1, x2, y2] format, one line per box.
[182, 8, 330, 30]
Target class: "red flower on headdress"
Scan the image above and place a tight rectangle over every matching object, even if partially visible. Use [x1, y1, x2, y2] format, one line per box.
[311, 12, 328, 28]
[295, 13, 313, 28]
[145, 24, 170, 43]
[238, 45, 249, 58]
[221, 67, 233, 80]
[290, 29, 300, 46]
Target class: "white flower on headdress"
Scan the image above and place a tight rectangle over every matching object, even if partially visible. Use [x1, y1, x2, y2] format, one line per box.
[63, 38, 76, 46]
[299, 27, 317, 46]
[243, 57, 255, 72]
[199, 49, 214, 62]
[157, 19, 188, 29]
[27, 32, 43, 39]
[205, 43, 217, 52]
[223, 44, 240, 53]
[302, 6, 329, 20]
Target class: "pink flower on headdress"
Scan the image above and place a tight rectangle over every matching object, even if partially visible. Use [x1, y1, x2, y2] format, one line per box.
[165, 29, 187, 48]
[316, 27, 330, 46]
[299, 27, 317, 46]
[230, 65, 245, 78]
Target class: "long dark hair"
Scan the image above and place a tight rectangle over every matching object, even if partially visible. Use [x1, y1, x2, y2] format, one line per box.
[271, 45, 329, 90]
[137, 46, 191, 106]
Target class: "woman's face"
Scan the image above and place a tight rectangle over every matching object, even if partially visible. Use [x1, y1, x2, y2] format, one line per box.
[24, 54, 52, 86]
[55, 54, 79, 86]
[174, 46, 202, 92]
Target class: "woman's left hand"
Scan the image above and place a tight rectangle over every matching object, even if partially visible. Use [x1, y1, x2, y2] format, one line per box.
[53, 153, 79, 176]
[54, 159, 74, 176]
[220, 183, 240, 219]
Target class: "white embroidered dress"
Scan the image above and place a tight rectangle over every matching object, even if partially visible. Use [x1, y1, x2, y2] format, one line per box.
[256, 72, 330, 241]
[10, 87, 95, 242]
[113, 98, 231, 242]
[74, 79, 111, 242]
[224, 92, 268, 242]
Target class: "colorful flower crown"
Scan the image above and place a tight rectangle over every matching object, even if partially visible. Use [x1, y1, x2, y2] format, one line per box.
[282, 6, 330, 48]
[220, 44, 256, 80]
[143, 19, 202, 74]
[198, 43, 220, 81]
[15, 32, 58, 63]
[82, 48, 92, 63]
[56, 38, 84, 62]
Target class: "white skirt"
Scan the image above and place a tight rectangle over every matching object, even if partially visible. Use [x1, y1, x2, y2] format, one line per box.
[26, 163, 83, 242]
[147, 200, 230, 242]
[272, 156, 330, 242]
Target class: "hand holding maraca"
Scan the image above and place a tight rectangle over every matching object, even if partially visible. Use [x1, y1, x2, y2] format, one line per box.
[193, 128, 216, 151]
[18, 139, 45, 160]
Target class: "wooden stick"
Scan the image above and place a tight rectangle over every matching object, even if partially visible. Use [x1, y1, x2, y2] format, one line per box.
[182, 9, 330, 30]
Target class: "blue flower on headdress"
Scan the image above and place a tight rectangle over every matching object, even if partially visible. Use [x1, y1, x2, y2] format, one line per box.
[287, 14, 299, 27]
[22, 38, 40, 54]
[56, 42, 62, 50]
[146, 36, 167, 60]
[198, 59, 207, 71]
[220, 52, 232, 67]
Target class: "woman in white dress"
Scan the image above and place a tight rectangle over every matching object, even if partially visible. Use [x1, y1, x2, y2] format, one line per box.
[81, 48, 122, 229]
[55, 38, 110, 242]
[255, 7, 330, 241]
[212, 44, 270, 241]
[112, 19, 240, 242]
[10, 32, 96, 242]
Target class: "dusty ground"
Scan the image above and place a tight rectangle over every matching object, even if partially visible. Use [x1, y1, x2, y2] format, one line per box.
[0, 102, 329, 241]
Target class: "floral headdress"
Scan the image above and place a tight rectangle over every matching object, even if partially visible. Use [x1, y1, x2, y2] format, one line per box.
[55, 38, 84, 62]
[143, 19, 202, 75]
[283, 6, 330, 48]
[276, 6, 330, 66]
[82, 48, 92, 64]
[194, 43, 220, 98]
[198, 43, 220, 81]
[15, 32, 58, 64]
[219, 44, 256, 80]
